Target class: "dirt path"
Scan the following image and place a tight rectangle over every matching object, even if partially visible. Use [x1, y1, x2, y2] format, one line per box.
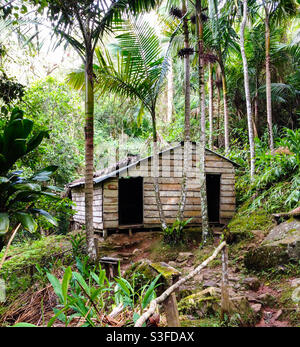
[97, 231, 298, 327]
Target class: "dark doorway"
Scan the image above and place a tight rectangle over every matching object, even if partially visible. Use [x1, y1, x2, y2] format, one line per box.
[119, 177, 143, 226]
[206, 174, 221, 223]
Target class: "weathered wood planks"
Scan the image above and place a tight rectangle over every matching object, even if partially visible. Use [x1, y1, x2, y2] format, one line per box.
[70, 143, 237, 230]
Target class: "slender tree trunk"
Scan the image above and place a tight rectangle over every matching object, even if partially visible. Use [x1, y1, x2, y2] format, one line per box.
[253, 75, 259, 138]
[167, 62, 174, 123]
[85, 52, 97, 261]
[216, 83, 221, 147]
[265, 11, 274, 150]
[240, 0, 255, 180]
[151, 111, 167, 230]
[196, 0, 210, 244]
[183, 0, 191, 143]
[220, 61, 230, 154]
[208, 63, 214, 149]
[178, 0, 191, 222]
[0, 224, 21, 271]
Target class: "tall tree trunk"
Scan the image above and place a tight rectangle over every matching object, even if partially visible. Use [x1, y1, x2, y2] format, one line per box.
[178, 0, 191, 222]
[240, 0, 255, 180]
[167, 61, 174, 123]
[151, 111, 167, 230]
[219, 61, 230, 154]
[253, 74, 259, 138]
[213, 2, 229, 153]
[216, 82, 221, 147]
[208, 63, 214, 149]
[85, 53, 97, 261]
[265, 10, 274, 150]
[183, 0, 191, 143]
[196, 0, 210, 244]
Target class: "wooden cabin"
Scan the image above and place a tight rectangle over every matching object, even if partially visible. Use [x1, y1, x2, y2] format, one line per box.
[68, 142, 238, 236]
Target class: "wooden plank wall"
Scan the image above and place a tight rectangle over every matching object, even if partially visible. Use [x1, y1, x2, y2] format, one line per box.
[118, 143, 236, 226]
[205, 152, 236, 224]
[103, 178, 118, 229]
[71, 143, 236, 230]
[71, 185, 103, 229]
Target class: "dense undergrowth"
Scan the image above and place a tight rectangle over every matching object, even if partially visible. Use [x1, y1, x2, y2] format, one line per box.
[0, 233, 161, 327]
[230, 128, 300, 214]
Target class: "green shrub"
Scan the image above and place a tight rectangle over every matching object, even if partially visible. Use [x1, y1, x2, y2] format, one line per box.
[163, 218, 192, 245]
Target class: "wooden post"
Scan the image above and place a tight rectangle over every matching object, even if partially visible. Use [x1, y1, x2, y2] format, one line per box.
[163, 286, 180, 327]
[151, 262, 181, 327]
[99, 257, 121, 280]
[103, 229, 108, 240]
[221, 244, 231, 319]
[108, 264, 114, 279]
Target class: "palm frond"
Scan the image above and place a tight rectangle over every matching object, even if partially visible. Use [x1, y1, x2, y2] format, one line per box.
[258, 82, 298, 103]
[66, 66, 85, 91]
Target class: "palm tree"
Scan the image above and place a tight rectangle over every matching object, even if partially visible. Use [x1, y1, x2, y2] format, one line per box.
[27, 0, 157, 260]
[195, 0, 209, 243]
[208, 62, 214, 149]
[240, 0, 255, 180]
[69, 15, 182, 231]
[168, 1, 193, 222]
[178, 0, 192, 222]
[261, 0, 298, 150]
[206, 0, 240, 153]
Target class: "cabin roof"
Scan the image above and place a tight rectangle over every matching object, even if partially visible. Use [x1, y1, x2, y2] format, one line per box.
[68, 142, 239, 188]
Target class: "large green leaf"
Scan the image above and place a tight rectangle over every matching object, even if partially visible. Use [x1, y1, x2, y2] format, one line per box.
[31, 166, 58, 182]
[61, 266, 72, 305]
[22, 119, 34, 138]
[0, 213, 9, 235]
[15, 212, 37, 233]
[10, 107, 24, 122]
[13, 183, 41, 191]
[72, 272, 91, 296]
[46, 185, 64, 192]
[47, 272, 63, 303]
[12, 322, 38, 327]
[31, 209, 58, 226]
[38, 191, 60, 199]
[142, 274, 161, 309]
[26, 130, 49, 154]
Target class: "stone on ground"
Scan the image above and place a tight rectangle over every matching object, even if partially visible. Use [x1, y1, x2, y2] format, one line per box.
[244, 219, 300, 270]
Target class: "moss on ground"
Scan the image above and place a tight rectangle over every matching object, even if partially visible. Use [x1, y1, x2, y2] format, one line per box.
[124, 261, 159, 293]
[278, 286, 300, 326]
[226, 208, 273, 243]
[244, 245, 290, 271]
[178, 288, 220, 317]
[150, 262, 180, 281]
[180, 316, 220, 327]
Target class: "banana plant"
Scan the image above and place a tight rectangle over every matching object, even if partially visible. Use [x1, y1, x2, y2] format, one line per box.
[0, 107, 59, 252]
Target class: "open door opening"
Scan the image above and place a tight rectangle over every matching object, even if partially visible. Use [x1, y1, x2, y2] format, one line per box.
[119, 177, 143, 226]
[206, 174, 221, 223]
